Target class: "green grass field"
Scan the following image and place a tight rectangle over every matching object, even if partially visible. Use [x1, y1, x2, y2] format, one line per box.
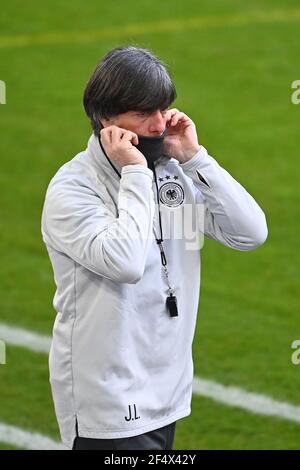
[0, 0, 300, 450]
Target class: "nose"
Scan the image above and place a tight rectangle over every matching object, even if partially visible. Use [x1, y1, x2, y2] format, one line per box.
[148, 110, 166, 135]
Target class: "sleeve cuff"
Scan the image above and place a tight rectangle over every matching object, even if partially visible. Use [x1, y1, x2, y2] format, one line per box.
[121, 164, 153, 182]
[179, 145, 209, 172]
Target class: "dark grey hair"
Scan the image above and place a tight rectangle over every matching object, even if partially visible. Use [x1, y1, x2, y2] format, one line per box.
[83, 46, 177, 136]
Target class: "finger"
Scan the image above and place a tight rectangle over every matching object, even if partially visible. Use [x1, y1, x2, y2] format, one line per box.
[166, 108, 181, 126]
[171, 112, 189, 127]
[121, 130, 138, 145]
[100, 127, 113, 145]
[166, 109, 176, 121]
[170, 113, 183, 126]
[169, 108, 180, 116]
[113, 126, 138, 144]
[110, 125, 125, 143]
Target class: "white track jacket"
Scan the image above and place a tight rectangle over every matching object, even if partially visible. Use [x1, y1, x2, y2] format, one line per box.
[41, 133, 268, 448]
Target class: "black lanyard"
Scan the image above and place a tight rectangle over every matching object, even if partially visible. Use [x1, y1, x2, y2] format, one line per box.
[98, 137, 178, 317]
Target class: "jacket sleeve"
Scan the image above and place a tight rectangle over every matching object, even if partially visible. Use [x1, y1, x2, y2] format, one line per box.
[41, 164, 155, 283]
[180, 146, 268, 251]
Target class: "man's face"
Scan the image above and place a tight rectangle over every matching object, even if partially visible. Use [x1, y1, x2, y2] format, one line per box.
[101, 108, 169, 137]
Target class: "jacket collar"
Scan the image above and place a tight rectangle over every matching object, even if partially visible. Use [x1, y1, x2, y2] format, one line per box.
[86, 133, 122, 179]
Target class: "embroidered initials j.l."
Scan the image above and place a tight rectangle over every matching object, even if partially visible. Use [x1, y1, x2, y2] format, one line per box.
[124, 404, 140, 421]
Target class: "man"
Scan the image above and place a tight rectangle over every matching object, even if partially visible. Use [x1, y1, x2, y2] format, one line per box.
[41, 46, 268, 450]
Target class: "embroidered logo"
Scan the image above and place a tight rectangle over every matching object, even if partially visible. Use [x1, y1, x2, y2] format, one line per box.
[159, 181, 185, 208]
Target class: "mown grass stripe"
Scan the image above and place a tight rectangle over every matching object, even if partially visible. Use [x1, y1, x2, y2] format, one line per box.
[0, 9, 300, 48]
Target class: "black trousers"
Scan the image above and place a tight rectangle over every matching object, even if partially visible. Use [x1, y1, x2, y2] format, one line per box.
[72, 421, 176, 450]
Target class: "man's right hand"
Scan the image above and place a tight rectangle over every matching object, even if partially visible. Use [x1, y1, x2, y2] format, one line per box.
[100, 125, 147, 168]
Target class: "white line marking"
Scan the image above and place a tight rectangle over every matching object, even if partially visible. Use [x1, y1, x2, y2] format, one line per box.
[0, 422, 67, 450]
[0, 323, 51, 354]
[1, 321, 300, 448]
[193, 377, 300, 424]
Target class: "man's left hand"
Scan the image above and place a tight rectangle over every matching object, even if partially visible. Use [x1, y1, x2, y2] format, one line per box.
[163, 108, 201, 163]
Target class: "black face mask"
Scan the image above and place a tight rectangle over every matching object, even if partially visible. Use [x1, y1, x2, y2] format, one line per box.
[133, 129, 168, 169]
